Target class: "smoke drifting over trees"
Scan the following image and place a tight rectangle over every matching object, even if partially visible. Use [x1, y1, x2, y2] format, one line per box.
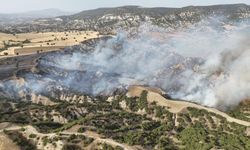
[1, 19, 250, 109]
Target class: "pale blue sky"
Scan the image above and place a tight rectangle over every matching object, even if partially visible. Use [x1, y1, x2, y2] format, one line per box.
[1, 0, 250, 13]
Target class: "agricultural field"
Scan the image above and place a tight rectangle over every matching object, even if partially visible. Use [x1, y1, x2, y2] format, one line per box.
[0, 31, 100, 57]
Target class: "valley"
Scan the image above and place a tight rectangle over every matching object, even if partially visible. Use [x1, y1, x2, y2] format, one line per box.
[0, 3, 250, 150]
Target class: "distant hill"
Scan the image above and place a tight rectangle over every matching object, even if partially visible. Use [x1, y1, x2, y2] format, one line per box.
[60, 4, 250, 29]
[0, 8, 75, 24]
[0, 4, 250, 33]
[13, 8, 75, 18]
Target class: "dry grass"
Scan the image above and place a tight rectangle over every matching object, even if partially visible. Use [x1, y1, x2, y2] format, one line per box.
[0, 133, 20, 150]
[128, 85, 250, 126]
[0, 31, 100, 57]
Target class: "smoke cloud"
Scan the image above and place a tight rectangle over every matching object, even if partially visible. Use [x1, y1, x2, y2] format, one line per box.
[0, 20, 250, 109]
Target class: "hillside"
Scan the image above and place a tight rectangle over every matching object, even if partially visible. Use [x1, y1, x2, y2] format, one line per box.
[0, 86, 249, 150]
[0, 9, 74, 25]
[0, 3, 250, 150]
[1, 4, 250, 33]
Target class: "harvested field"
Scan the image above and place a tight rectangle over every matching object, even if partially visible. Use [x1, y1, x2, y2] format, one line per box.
[0, 31, 100, 57]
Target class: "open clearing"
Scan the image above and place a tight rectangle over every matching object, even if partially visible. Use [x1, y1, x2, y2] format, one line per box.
[128, 85, 250, 126]
[0, 133, 20, 150]
[0, 31, 100, 57]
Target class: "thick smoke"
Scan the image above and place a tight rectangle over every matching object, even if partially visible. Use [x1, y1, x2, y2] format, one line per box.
[1, 20, 250, 109]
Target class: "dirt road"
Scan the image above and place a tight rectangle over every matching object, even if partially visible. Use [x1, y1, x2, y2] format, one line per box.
[0, 125, 136, 150]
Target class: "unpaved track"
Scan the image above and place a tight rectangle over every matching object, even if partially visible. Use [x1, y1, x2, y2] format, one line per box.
[128, 86, 250, 126]
[0, 125, 136, 150]
[63, 131, 135, 150]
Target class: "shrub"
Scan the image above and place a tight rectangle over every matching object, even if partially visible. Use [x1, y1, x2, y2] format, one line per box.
[29, 134, 37, 139]
[5, 131, 36, 150]
[62, 144, 82, 150]
[138, 90, 148, 110]
[77, 127, 85, 133]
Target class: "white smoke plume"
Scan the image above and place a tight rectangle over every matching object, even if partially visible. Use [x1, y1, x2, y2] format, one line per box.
[1, 20, 250, 109]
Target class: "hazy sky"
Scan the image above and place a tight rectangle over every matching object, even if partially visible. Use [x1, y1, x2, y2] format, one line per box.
[1, 0, 250, 13]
